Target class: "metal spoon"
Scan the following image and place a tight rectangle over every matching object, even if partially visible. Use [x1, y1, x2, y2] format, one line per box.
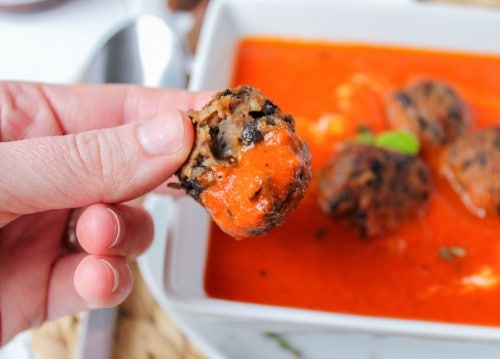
[82, 13, 186, 88]
[76, 14, 186, 359]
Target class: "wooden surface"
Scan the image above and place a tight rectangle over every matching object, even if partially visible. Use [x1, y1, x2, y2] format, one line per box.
[112, 263, 204, 359]
[29, 1, 500, 358]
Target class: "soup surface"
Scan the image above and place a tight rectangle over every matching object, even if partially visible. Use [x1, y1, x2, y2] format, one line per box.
[204, 37, 500, 326]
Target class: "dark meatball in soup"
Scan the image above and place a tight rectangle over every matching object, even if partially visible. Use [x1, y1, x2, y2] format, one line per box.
[318, 143, 433, 237]
[441, 126, 500, 217]
[387, 80, 470, 149]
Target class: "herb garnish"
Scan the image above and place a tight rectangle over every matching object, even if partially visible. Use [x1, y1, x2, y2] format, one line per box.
[374, 130, 420, 155]
[264, 332, 302, 359]
[354, 127, 420, 155]
[439, 246, 467, 261]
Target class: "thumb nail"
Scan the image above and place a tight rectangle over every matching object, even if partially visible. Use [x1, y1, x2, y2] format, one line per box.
[137, 108, 187, 156]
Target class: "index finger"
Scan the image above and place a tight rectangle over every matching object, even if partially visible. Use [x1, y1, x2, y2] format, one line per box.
[0, 81, 213, 138]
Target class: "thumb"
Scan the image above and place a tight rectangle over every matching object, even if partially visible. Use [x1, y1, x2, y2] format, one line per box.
[0, 108, 193, 226]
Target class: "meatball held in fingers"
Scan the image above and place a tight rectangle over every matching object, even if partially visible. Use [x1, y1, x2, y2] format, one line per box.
[387, 80, 470, 149]
[441, 126, 500, 218]
[176, 86, 312, 238]
[318, 143, 433, 237]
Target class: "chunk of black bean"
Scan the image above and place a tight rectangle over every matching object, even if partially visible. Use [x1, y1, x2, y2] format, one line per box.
[220, 88, 233, 97]
[180, 177, 205, 199]
[210, 136, 229, 160]
[242, 121, 264, 144]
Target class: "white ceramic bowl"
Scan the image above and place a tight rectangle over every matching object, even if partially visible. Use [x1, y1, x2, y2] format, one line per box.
[140, 0, 500, 343]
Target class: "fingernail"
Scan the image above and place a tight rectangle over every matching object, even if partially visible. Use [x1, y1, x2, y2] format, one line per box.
[107, 208, 122, 248]
[137, 108, 186, 156]
[100, 259, 120, 293]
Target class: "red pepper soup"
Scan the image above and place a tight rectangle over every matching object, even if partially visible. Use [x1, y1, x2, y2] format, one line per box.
[203, 37, 500, 326]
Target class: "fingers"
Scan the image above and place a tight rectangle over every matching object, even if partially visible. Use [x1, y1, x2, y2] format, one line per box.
[73, 256, 133, 308]
[0, 109, 194, 225]
[0, 81, 213, 140]
[46, 252, 133, 319]
[48, 202, 152, 320]
[76, 203, 153, 258]
[41, 83, 213, 133]
[2, 250, 133, 339]
[72, 202, 152, 307]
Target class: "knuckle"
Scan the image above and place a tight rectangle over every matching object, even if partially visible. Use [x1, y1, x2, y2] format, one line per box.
[0, 82, 60, 141]
[70, 130, 130, 188]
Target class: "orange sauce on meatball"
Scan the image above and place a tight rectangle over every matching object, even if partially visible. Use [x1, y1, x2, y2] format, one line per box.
[204, 38, 500, 326]
[200, 127, 306, 238]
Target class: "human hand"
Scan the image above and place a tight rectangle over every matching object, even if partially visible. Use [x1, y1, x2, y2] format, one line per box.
[0, 81, 211, 345]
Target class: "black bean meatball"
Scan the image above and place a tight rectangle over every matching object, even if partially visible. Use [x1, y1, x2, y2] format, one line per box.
[318, 143, 433, 237]
[441, 126, 500, 217]
[177, 85, 312, 238]
[387, 80, 470, 149]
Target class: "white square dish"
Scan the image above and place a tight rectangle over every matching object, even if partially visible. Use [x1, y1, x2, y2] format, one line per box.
[140, 0, 500, 343]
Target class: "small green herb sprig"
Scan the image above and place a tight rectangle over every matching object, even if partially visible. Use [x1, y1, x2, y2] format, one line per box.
[264, 332, 303, 359]
[355, 128, 420, 156]
[439, 246, 467, 261]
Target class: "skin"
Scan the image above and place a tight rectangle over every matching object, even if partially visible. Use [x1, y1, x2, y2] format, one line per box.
[0, 81, 212, 345]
